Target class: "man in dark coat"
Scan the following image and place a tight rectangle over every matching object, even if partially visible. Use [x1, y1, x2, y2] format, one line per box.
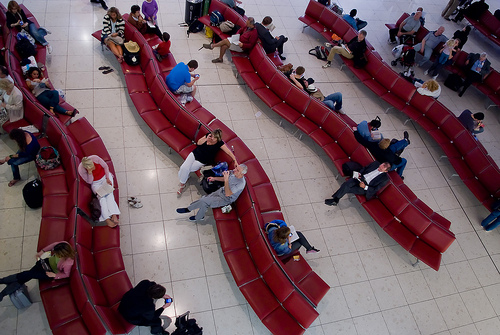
[255, 16, 288, 60]
[118, 280, 172, 335]
[325, 161, 392, 206]
[459, 52, 491, 97]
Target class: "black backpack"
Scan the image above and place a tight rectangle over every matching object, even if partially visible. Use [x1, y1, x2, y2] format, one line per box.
[309, 46, 327, 60]
[342, 161, 363, 178]
[16, 38, 36, 59]
[123, 49, 140, 66]
[171, 311, 203, 335]
[210, 10, 224, 26]
[187, 20, 204, 37]
[444, 73, 464, 92]
[23, 179, 43, 209]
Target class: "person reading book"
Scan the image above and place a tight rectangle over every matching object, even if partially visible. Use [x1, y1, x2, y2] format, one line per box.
[323, 30, 367, 68]
[265, 220, 319, 256]
[78, 155, 120, 227]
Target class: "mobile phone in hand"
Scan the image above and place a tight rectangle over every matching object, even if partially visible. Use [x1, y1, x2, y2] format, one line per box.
[165, 298, 172, 303]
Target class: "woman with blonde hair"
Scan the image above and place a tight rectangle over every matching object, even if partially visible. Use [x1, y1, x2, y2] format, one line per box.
[78, 155, 120, 227]
[0, 241, 75, 301]
[0, 79, 23, 126]
[177, 129, 238, 195]
[415, 79, 441, 98]
[425, 38, 460, 79]
[6, 1, 53, 53]
[101, 7, 125, 62]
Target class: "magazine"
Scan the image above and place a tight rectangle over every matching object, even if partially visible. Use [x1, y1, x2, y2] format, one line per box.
[95, 183, 114, 197]
[228, 34, 240, 45]
[288, 225, 299, 243]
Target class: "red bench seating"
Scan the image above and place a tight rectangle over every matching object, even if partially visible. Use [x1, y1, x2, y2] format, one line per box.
[236, 9, 456, 270]
[464, 10, 500, 47]
[92, 18, 330, 334]
[300, 0, 500, 211]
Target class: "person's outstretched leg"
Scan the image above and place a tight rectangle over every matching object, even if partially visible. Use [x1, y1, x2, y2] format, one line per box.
[482, 211, 500, 231]
[0, 282, 22, 302]
[291, 231, 319, 253]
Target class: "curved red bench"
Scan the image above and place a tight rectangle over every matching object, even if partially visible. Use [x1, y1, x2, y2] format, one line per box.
[1, 4, 133, 334]
[299, 0, 500, 211]
[92, 17, 330, 335]
[465, 10, 500, 47]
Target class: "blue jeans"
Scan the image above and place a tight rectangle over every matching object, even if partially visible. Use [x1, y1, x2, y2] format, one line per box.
[413, 43, 433, 67]
[390, 157, 407, 177]
[8, 153, 35, 180]
[323, 92, 342, 111]
[28, 23, 48, 46]
[481, 210, 500, 231]
[37, 90, 66, 115]
[389, 139, 409, 154]
[472, 127, 484, 134]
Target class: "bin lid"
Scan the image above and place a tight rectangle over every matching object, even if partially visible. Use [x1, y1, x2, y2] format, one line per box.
[187, 0, 203, 3]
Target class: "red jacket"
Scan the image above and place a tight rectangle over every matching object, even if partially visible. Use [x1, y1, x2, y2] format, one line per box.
[237, 26, 258, 50]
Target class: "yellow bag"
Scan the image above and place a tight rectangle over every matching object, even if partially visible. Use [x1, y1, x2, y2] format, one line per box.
[205, 27, 213, 39]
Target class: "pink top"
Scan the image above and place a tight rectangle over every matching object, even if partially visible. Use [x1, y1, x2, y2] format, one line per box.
[78, 155, 111, 184]
[41, 241, 75, 280]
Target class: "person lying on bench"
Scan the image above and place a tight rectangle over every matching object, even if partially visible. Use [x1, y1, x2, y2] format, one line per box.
[201, 17, 258, 63]
[325, 161, 391, 206]
[176, 164, 247, 221]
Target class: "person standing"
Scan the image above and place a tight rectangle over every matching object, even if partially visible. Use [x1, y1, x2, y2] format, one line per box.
[442, 0, 461, 20]
[119, 280, 172, 335]
[481, 199, 500, 232]
[142, 0, 159, 25]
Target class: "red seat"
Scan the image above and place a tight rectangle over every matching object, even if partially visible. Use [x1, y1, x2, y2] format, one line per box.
[268, 72, 292, 100]
[362, 199, 394, 228]
[40, 285, 80, 329]
[248, 238, 275, 273]
[224, 248, 260, 286]
[383, 219, 417, 250]
[217, 219, 246, 252]
[398, 205, 431, 235]
[240, 279, 280, 319]
[241, 72, 266, 91]
[420, 224, 455, 253]
[282, 290, 319, 329]
[240, 208, 262, 243]
[251, 183, 281, 213]
[409, 239, 442, 271]
[378, 184, 409, 216]
[262, 306, 305, 335]
[94, 248, 126, 279]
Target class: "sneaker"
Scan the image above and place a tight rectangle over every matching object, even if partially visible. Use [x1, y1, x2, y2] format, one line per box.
[324, 198, 338, 206]
[387, 39, 396, 45]
[322, 62, 331, 69]
[306, 247, 320, 254]
[403, 130, 410, 145]
[186, 96, 193, 103]
[279, 54, 286, 60]
[46, 29, 52, 35]
[189, 215, 204, 221]
[47, 45, 53, 54]
[424, 69, 429, 76]
[336, 109, 346, 115]
[176, 208, 190, 214]
[129, 201, 143, 208]
[212, 58, 223, 63]
[324, 42, 332, 48]
[432, 74, 439, 80]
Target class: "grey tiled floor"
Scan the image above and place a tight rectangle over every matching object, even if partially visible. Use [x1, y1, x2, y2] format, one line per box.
[1, 0, 500, 334]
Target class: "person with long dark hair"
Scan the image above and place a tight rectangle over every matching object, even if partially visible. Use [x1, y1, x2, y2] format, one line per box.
[0, 241, 75, 301]
[265, 220, 319, 256]
[26, 67, 77, 117]
[0, 128, 40, 186]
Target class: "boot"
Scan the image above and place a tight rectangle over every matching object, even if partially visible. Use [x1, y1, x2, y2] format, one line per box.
[0, 274, 18, 285]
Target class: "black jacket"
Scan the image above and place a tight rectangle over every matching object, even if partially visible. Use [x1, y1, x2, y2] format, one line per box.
[6, 9, 31, 29]
[359, 161, 390, 200]
[466, 53, 491, 79]
[255, 23, 277, 54]
[118, 280, 164, 325]
[354, 131, 402, 166]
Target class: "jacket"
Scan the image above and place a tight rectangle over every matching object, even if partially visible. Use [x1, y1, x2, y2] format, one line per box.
[6, 9, 31, 28]
[118, 280, 164, 324]
[127, 14, 147, 34]
[255, 23, 277, 54]
[3, 86, 24, 123]
[78, 155, 111, 184]
[466, 53, 491, 79]
[359, 161, 390, 200]
[266, 220, 291, 256]
[40, 241, 74, 280]
[101, 14, 125, 39]
[237, 26, 258, 50]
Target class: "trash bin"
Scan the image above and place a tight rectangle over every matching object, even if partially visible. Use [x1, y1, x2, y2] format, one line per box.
[185, 0, 203, 25]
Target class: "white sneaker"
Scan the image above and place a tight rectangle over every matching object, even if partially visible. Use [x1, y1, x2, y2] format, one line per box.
[424, 69, 428, 76]
[322, 63, 331, 69]
[47, 45, 52, 54]
[186, 96, 193, 103]
[46, 29, 52, 34]
[432, 74, 439, 80]
[324, 42, 332, 48]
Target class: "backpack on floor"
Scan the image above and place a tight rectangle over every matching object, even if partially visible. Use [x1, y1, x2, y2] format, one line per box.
[15, 38, 36, 59]
[187, 19, 204, 37]
[10, 284, 32, 309]
[444, 73, 463, 92]
[210, 10, 224, 26]
[171, 311, 203, 335]
[23, 179, 43, 209]
[309, 46, 327, 60]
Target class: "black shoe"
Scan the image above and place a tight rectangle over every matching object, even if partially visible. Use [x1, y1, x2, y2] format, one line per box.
[90, 0, 99, 2]
[100, 0, 108, 10]
[189, 215, 204, 221]
[176, 208, 189, 213]
[279, 54, 286, 60]
[458, 90, 464, 97]
[401, 176, 405, 180]
[325, 198, 338, 206]
[403, 131, 410, 145]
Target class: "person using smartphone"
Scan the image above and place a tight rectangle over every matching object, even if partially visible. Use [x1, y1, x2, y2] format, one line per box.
[119, 280, 172, 335]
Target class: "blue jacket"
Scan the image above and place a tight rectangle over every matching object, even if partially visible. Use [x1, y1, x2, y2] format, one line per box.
[343, 14, 358, 30]
[266, 220, 291, 256]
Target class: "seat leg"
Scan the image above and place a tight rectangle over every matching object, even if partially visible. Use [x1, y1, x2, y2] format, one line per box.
[385, 106, 393, 114]
[411, 257, 419, 267]
[339, 63, 345, 71]
[438, 155, 448, 161]
[403, 118, 412, 126]
[448, 173, 458, 180]
[168, 147, 172, 155]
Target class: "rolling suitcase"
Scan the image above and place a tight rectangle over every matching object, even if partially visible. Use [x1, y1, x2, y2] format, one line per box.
[10, 284, 32, 309]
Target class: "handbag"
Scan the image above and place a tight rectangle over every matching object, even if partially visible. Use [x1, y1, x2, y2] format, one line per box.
[106, 35, 124, 45]
[89, 194, 101, 222]
[35, 146, 61, 170]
